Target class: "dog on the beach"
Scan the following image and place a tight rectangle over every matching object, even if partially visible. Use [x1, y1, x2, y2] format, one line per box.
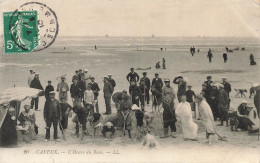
[229, 109, 239, 132]
[234, 89, 247, 98]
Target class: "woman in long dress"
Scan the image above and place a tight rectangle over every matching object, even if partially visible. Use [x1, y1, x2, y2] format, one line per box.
[176, 95, 198, 140]
[196, 94, 215, 145]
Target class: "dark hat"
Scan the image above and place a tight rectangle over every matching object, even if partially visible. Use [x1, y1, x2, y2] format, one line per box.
[143, 72, 147, 74]
[103, 76, 108, 79]
[202, 83, 206, 86]
[73, 76, 79, 80]
[61, 76, 66, 79]
[155, 73, 159, 76]
[207, 76, 212, 79]
[48, 80, 51, 83]
[122, 90, 127, 93]
[75, 70, 79, 72]
[130, 68, 134, 70]
[90, 76, 94, 79]
[79, 69, 82, 71]
[188, 85, 192, 87]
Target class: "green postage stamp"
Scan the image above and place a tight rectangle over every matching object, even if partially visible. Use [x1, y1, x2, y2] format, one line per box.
[3, 11, 38, 54]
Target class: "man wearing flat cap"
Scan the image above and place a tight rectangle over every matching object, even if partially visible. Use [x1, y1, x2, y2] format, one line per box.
[44, 91, 61, 142]
[221, 77, 231, 97]
[140, 72, 151, 105]
[30, 73, 44, 111]
[45, 81, 54, 100]
[126, 68, 139, 84]
[57, 76, 69, 103]
[103, 76, 113, 114]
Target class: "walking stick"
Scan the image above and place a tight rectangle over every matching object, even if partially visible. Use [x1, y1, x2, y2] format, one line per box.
[143, 86, 146, 111]
[59, 121, 66, 141]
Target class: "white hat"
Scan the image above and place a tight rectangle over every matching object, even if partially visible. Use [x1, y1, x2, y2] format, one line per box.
[221, 77, 227, 79]
[105, 122, 113, 127]
[131, 104, 140, 110]
[49, 91, 55, 94]
[35, 73, 39, 75]
[241, 100, 247, 104]
[108, 74, 112, 76]
[84, 69, 88, 72]
[253, 83, 259, 87]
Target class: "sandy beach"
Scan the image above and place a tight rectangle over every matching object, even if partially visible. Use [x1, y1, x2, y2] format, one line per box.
[0, 36, 260, 162]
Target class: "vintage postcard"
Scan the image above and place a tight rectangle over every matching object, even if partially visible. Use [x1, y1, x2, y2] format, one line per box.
[0, 0, 259, 163]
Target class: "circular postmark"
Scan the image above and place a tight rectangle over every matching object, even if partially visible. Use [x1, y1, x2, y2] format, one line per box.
[9, 2, 59, 52]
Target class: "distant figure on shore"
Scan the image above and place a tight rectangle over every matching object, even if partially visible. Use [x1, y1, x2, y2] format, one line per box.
[64, 47, 65, 50]
[207, 49, 213, 63]
[190, 46, 195, 56]
[95, 45, 97, 50]
[160, 48, 163, 51]
[155, 62, 161, 69]
[162, 58, 166, 69]
[223, 52, 228, 63]
[250, 54, 256, 65]
[197, 49, 200, 53]
[225, 47, 229, 52]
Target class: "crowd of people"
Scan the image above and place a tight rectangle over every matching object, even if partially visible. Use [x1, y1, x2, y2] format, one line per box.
[1, 60, 260, 147]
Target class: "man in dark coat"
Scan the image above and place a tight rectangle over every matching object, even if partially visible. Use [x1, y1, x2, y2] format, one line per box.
[207, 49, 213, 63]
[89, 76, 100, 113]
[129, 80, 141, 107]
[103, 77, 113, 114]
[140, 72, 150, 105]
[222, 77, 231, 107]
[151, 73, 163, 107]
[204, 76, 213, 103]
[173, 76, 187, 102]
[126, 68, 139, 83]
[70, 77, 81, 107]
[44, 91, 61, 142]
[72, 70, 79, 82]
[78, 76, 86, 100]
[221, 77, 231, 97]
[162, 92, 177, 138]
[45, 81, 54, 100]
[217, 84, 229, 127]
[108, 74, 116, 89]
[30, 73, 44, 111]
[253, 83, 260, 117]
[208, 83, 219, 121]
[59, 98, 72, 133]
[223, 53, 228, 63]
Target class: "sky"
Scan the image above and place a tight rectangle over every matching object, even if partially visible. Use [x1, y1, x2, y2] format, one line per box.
[0, 0, 259, 37]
